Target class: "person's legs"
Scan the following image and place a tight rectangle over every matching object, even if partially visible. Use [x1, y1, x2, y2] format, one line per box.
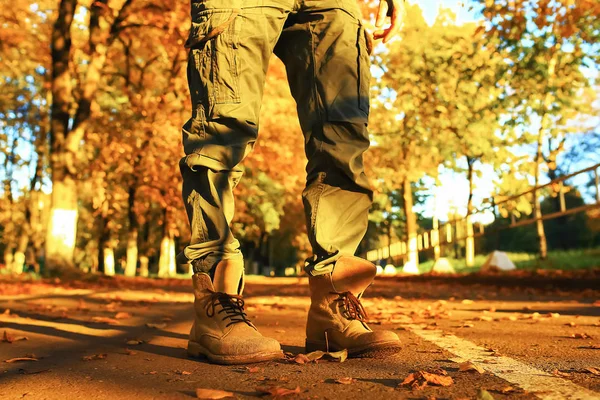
[181, 0, 292, 364]
[179, 0, 291, 274]
[274, 0, 372, 275]
[274, 0, 401, 356]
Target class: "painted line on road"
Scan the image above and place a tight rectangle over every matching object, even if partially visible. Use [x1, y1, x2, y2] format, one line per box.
[400, 318, 600, 400]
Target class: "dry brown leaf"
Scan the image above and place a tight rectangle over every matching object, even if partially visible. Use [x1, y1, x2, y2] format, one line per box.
[459, 361, 485, 374]
[570, 333, 593, 339]
[255, 385, 301, 397]
[91, 316, 119, 325]
[82, 354, 107, 361]
[195, 388, 234, 399]
[176, 370, 192, 375]
[77, 299, 89, 311]
[5, 357, 39, 363]
[291, 354, 310, 364]
[2, 330, 28, 343]
[291, 349, 347, 364]
[245, 366, 261, 373]
[400, 370, 453, 390]
[583, 367, 600, 376]
[334, 377, 355, 384]
[115, 312, 132, 319]
[146, 322, 167, 329]
[552, 369, 571, 377]
[500, 386, 515, 394]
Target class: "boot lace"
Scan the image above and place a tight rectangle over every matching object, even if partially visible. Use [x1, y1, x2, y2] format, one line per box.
[206, 290, 253, 328]
[331, 291, 369, 322]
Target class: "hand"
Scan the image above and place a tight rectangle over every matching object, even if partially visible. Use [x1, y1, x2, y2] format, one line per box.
[373, 0, 405, 43]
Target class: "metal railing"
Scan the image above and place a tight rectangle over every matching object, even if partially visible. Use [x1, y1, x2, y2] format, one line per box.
[365, 163, 600, 263]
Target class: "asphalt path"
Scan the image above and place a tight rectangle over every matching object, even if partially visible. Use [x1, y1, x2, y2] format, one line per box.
[0, 272, 598, 399]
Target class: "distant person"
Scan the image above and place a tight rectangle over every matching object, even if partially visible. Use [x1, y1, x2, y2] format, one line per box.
[178, 0, 405, 364]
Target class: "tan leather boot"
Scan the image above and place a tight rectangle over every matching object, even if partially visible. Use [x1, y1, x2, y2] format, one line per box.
[305, 256, 400, 357]
[187, 259, 283, 364]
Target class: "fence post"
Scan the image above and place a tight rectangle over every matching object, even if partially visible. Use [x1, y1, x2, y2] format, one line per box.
[432, 216, 440, 261]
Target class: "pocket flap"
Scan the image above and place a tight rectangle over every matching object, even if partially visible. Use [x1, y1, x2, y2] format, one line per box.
[185, 8, 240, 49]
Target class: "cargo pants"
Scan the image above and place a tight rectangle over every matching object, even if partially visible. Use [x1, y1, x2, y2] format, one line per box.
[178, 0, 373, 275]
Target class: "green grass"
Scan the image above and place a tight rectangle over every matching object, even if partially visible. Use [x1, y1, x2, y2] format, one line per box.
[415, 248, 600, 274]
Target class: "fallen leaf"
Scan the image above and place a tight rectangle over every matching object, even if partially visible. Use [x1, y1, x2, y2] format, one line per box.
[334, 377, 355, 384]
[77, 299, 89, 311]
[5, 357, 38, 363]
[459, 361, 485, 374]
[291, 354, 310, 364]
[552, 369, 571, 377]
[91, 316, 119, 325]
[148, 371, 158, 375]
[291, 349, 348, 364]
[176, 370, 192, 375]
[82, 354, 107, 361]
[500, 386, 515, 394]
[255, 385, 301, 397]
[115, 312, 132, 319]
[2, 330, 28, 343]
[583, 367, 600, 376]
[400, 370, 453, 390]
[126, 339, 143, 345]
[245, 366, 261, 373]
[145, 322, 167, 329]
[195, 388, 234, 399]
[570, 333, 593, 339]
[477, 389, 495, 400]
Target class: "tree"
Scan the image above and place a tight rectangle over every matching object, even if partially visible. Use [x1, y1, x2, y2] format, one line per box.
[474, 0, 600, 258]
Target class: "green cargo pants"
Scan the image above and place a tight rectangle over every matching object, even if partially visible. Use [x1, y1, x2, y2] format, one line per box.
[177, 0, 373, 276]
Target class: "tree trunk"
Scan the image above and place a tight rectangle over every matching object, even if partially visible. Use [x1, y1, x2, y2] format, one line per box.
[158, 208, 175, 278]
[139, 256, 149, 277]
[402, 178, 419, 273]
[47, 0, 78, 275]
[103, 247, 115, 276]
[465, 156, 475, 267]
[124, 185, 139, 276]
[534, 132, 548, 260]
[45, 179, 79, 273]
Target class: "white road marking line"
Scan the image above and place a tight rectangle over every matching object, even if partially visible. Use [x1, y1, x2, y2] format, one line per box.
[401, 318, 600, 400]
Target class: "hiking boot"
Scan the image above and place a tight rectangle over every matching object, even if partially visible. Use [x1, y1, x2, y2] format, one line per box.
[305, 256, 401, 357]
[187, 259, 283, 364]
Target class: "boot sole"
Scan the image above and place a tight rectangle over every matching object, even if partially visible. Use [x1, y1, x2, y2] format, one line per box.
[305, 339, 401, 358]
[187, 341, 284, 365]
